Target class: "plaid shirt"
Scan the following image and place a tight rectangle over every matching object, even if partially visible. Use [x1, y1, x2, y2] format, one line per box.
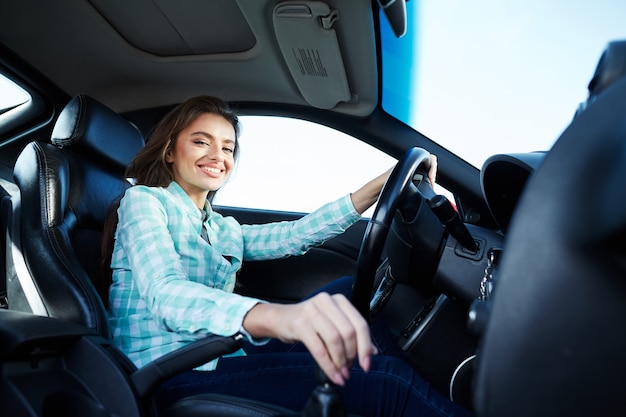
[108, 181, 360, 370]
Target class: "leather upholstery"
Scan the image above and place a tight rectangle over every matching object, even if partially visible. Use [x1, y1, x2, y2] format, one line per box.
[587, 40, 626, 101]
[163, 395, 296, 417]
[473, 49, 626, 417]
[9, 95, 144, 336]
[50, 94, 144, 174]
[6, 95, 297, 416]
[0, 185, 10, 308]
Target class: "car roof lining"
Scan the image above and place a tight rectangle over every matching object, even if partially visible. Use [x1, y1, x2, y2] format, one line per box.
[88, 0, 258, 56]
[0, 0, 378, 116]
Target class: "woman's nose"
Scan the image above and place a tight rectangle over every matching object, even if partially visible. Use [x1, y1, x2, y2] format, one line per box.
[207, 148, 224, 161]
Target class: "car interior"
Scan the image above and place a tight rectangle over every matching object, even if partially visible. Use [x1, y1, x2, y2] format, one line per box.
[1, 1, 626, 416]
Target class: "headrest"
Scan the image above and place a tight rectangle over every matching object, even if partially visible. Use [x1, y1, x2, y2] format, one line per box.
[51, 95, 144, 174]
[587, 40, 626, 101]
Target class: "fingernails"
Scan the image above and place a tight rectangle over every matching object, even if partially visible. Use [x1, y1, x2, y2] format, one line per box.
[333, 372, 345, 386]
[361, 355, 371, 372]
[341, 366, 350, 380]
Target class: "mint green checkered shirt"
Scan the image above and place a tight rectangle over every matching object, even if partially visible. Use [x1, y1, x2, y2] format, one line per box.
[108, 181, 360, 370]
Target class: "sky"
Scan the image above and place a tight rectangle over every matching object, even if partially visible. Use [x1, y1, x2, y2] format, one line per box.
[4, 2, 624, 169]
[3, 1, 625, 212]
[216, 1, 626, 212]
[411, 0, 626, 168]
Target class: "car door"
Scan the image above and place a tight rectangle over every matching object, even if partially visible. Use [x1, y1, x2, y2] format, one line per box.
[212, 115, 396, 303]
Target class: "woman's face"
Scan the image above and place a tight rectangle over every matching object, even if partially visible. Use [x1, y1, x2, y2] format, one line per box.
[166, 112, 236, 207]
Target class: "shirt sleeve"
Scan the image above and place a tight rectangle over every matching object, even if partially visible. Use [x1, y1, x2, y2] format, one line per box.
[116, 186, 262, 339]
[241, 193, 361, 261]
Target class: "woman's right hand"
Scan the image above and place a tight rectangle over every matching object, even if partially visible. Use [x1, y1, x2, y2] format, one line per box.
[242, 293, 377, 386]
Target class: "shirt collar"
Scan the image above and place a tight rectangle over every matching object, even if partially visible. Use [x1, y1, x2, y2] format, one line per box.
[166, 181, 213, 220]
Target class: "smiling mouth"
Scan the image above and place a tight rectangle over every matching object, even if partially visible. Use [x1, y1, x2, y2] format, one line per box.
[200, 166, 222, 175]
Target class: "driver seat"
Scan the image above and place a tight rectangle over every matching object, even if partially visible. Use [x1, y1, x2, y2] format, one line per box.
[4, 95, 298, 416]
[473, 40, 626, 417]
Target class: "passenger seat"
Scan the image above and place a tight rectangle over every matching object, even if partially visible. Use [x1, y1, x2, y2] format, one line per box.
[0, 185, 10, 309]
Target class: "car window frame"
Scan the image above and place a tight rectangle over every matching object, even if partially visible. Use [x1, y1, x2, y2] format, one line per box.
[211, 115, 398, 217]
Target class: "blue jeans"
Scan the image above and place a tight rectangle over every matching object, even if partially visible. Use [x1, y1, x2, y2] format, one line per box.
[156, 277, 475, 417]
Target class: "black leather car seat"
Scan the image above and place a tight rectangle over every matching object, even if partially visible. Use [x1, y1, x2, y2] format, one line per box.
[3, 95, 315, 417]
[473, 40, 626, 417]
[0, 184, 10, 308]
[575, 39, 626, 117]
[7, 94, 144, 335]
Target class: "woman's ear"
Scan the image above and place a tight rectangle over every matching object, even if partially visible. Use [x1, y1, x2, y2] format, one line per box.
[165, 141, 174, 163]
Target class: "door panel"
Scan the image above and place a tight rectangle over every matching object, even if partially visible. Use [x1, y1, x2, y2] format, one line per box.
[216, 206, 369, 302]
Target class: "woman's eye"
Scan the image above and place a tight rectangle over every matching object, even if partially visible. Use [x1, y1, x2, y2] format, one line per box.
[194, 140, 209, 146]
[223, 147, 234, 153]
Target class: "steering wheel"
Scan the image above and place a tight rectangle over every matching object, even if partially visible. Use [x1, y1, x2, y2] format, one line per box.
[352, 147, 433, 320]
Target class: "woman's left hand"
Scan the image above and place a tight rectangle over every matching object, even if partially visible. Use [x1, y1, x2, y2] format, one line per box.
[351, 153, 438, 214]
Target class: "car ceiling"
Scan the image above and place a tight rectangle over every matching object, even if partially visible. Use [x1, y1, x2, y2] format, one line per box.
[0, 0, 378, 115]
[0, 0, 494, 225]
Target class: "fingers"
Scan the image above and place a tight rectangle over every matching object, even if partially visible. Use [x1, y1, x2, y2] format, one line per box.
[295, 293, 376, 386]
[333, 295, 377, 372]
[303, 295, 355, 383]
[428, 154, 438, 187]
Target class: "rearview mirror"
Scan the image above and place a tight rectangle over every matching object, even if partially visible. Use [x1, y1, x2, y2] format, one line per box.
[378, 0, 407, 38]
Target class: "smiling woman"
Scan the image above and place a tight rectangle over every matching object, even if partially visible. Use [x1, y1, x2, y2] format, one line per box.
[165, 113, 238, 208]
[101, 94, 470, 417]
[1, 1, 625, 416]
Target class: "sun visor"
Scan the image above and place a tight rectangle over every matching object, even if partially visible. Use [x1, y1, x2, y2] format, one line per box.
[273, 2, 351, 109]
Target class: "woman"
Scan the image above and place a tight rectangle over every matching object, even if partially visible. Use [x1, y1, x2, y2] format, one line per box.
[106, 95, 472, 416]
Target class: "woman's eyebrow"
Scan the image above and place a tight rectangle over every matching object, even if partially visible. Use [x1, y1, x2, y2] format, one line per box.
[191, 131, 235, 145]
[190, 131, 213, 139]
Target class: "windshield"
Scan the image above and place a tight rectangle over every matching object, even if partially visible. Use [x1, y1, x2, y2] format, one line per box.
[382, 0, 626, 168]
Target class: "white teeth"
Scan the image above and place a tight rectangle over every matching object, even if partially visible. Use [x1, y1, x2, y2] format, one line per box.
[200, 166, 221, 174]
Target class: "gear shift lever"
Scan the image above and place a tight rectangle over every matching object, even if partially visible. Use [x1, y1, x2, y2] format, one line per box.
[302, 367, 347, 417]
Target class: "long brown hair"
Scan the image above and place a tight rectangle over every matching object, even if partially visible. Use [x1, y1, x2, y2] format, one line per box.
[98, 95, 241, 304]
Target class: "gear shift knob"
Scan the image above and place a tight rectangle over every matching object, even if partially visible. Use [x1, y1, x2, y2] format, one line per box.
[302, 367, 347, 417]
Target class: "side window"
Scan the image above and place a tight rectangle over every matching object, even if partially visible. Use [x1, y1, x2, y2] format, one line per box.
[0, 71, 39, 143]
[0, 73, 32, 194]
[0, 74, 30, 113]
[212, 116, 396, 217]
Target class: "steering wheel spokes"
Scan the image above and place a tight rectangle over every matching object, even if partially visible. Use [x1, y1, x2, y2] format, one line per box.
[352, 147, 433, 320]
